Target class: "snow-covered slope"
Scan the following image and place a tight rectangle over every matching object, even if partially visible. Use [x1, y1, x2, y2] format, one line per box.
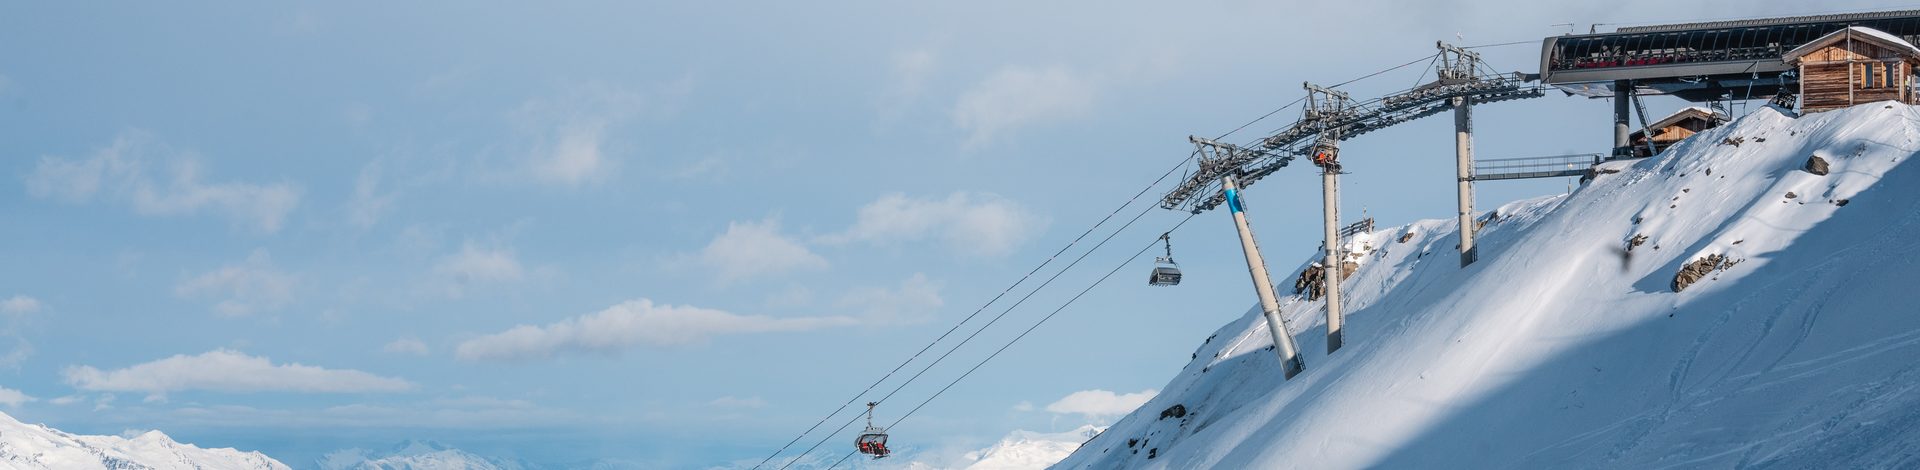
[0, 411, 287, 470]
[318, 440, 520, 470]
[1056, 102, 1920, 469]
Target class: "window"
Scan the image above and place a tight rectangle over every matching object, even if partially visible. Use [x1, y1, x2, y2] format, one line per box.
[1865, 63, 1879, 88]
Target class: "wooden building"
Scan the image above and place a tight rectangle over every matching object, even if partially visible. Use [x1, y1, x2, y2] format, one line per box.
[1629, 107, 1728, 157]
[1784, 26, 1920, 113]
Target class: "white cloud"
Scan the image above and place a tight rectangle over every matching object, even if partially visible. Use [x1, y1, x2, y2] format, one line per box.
[175, 249, 296, 317]
[455, 299, 855, 361]
[1012, 401, 1035, 412]
[382, 338, 429, 356]
[821, 192, 1045, 257]
[708, 396, 768, 409]
[0, 296, 41, 316]
[670, 155, 729, 181]
[0, 387, 32, 407]
[877, 49, 937, 122]
[345, 160, 396, 229]
[836, 273, 943, 324]
[953, 65, 1095, 146]
[1044, 389, 1157, 420]
[511, 80, 690, 187]
[534, 123, 610, 185]
[692, 218, 828, 284]
[63, 349, 413, 395]
[0, 297, 38, 368]
[49, 395, 82, 406]
[433, 242, 526, 297]
[23, 131, 301, 233]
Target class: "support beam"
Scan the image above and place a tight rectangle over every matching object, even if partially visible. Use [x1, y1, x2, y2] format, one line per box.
[1223, 176, 1305, 378]
[1320, 166, 1345, 353]
[1454, 96, 1478, 267]
[1613, 79, 1633, 158]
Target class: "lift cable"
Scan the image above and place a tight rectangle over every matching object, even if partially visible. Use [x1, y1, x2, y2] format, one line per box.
[767, 41, 1448, 470]
[1463, 39, 1537, 49]
[1328, 52, 1441, 89]
[752, 148, 1201, 470]
[779, 197, 1177, 469]
[1215, 96, 1307, 141]
[825, 212, 1201, 469]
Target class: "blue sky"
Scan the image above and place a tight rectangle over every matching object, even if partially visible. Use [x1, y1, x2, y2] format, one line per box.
[0, 1, 1890, 468]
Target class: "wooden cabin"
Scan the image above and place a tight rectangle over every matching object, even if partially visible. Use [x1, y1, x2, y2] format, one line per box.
[1629, 107, 1728, 157]
[1783, 26, 1920, 113]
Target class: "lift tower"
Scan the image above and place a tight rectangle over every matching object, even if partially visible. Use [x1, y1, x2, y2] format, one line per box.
[1158, 40, 1542, 371]
[1303, 82, 1350, 353]
[1188, 138, 1306, 378]
[1437, 41, 1481, 266]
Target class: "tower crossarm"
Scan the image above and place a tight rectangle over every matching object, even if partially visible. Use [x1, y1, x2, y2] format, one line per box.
[1161, 42, 1547, 214]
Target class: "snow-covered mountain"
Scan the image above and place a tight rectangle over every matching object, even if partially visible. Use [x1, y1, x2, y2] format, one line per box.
[0, 411, 288, 470]
[960, 425, 1099, 470]
[1056, 103, 1920, 468]
[317, 440, 522, 470]
[737, 425, 1100, 470]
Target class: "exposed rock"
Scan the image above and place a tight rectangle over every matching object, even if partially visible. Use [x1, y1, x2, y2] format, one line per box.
[1159, 404, 1187, 420]
[1673, 254, 1742, 292]
[1398, 231, 1415, 243]
[1627, 234, 1648, 252]
[1785, 191, 1798, 199]
[1805, 155, 1830, 175]
[1836, 199, 1851, 206]
[1294, 264, 1327, 300]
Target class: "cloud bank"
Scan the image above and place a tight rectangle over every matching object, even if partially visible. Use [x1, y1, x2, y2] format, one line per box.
[63, 349, 413, 395]
[456, 299, 855, 361]
[24, 131, 301, 233]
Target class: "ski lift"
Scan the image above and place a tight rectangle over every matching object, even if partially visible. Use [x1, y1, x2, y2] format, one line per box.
[854, 402, 891, 459]
[1149, 233, 1182, 286]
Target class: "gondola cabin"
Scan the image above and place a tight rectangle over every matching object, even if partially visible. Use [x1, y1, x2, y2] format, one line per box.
[1784, 26, 1920, 113]
[1149, 257, 1182, 286]
[1628, 107, 1728, 158]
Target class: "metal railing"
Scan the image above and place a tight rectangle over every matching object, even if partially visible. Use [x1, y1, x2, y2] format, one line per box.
[1471, 153, 1603, 181]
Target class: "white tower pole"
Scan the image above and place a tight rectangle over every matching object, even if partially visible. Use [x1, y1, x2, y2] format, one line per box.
[1322, 165, 1345, 353]
[1455, 96, 1478, 267]
[1222, 176, 1305, 378]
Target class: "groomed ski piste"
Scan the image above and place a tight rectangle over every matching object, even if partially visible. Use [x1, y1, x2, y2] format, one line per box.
[1055, 102, 1920, 468]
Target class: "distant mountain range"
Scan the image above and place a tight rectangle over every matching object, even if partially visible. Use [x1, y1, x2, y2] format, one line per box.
[317, 439, 526, 470]
[0, 411, 287, 470]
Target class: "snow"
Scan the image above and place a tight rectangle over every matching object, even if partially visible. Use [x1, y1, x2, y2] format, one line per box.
[1848, 26, 1920, 56]
[0, 411, 288, 470]
[742, 425, 1102, 470]
[962, 426, 1101, 470]
[1055, 102, 1920, 468]
[318, 440, 520, 470]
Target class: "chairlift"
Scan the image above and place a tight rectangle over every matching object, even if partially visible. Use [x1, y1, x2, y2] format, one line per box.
[1149, 233, 1182, 286]
[854, 402, 891, 459]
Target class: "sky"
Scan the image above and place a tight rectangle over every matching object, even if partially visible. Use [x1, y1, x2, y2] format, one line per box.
[0, 1, 1897, 468]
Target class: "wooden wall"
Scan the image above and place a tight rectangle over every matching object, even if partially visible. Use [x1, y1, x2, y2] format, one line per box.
[1799, 40, 1919, 113]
